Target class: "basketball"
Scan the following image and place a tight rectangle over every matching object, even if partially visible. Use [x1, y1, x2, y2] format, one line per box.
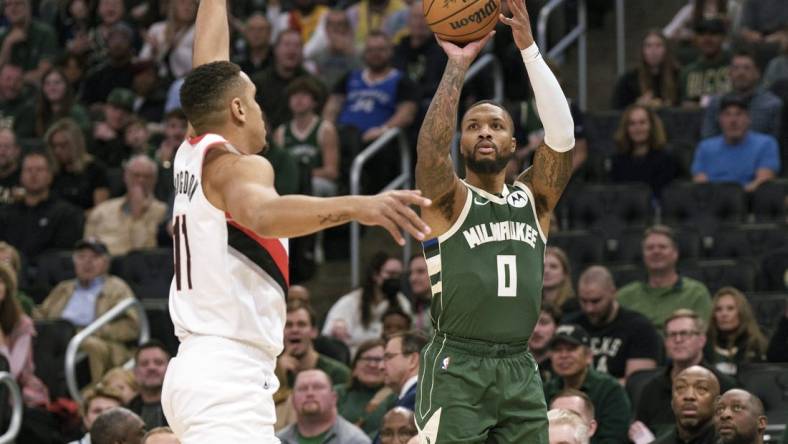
[424, 0, 500, 44]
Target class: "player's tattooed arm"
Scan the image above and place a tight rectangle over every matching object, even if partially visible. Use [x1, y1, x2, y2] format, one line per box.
[519, 144, 572, 233]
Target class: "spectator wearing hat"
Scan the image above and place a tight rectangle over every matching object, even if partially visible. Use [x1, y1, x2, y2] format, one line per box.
[91, 87, 135, 168]
[692, 94, 780, 191]
[0, 150, 84, 264]
[543, 324, 631, 444]
[701, 50, 783, 139]
[85, 155, 167, 256]
[273, 77, 340, 197]
[34, 238, 139, 383]
[679, 19, 732, 106]
[81, 22, 136, 107]
[0, 0, 58, 85]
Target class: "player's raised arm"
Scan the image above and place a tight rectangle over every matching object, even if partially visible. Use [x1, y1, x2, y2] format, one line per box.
[193, 0, 231, 67]
[416, 32, 493, 231]
[502, 0, 574, 233]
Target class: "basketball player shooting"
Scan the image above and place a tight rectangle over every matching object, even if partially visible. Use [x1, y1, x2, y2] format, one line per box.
[159, 0, 433, 442]
[413, 0, 574, 442]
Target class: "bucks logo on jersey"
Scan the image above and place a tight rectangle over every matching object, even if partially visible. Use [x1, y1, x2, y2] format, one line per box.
[422, 181, 546, 343]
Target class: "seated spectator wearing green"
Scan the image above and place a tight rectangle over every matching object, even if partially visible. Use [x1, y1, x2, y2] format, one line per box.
[679, 19, 731, 107]
[0, 0, 57, 85]
[335, 339, 395, 437]
[617, 225, 712, 330]
[704, 287, 767, 377]
[0, 64, 32, 129]
[544, 324, 631, 444]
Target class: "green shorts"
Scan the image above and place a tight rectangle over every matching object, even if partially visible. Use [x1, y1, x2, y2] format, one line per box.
[415, 333, 548, 444]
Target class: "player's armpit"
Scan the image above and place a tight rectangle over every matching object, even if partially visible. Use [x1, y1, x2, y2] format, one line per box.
[518, 143, 572, 233]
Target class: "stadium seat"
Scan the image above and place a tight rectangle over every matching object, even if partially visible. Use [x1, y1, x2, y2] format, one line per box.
[583, 110, 621, 180]
[114, 248, 174, 299]
[682, 259, 757, 293]
[568, 184, 653, 235]
[661, 182, 747, 231]
[707, 224, 788, 259]
[760, 248, 788, 292]
[607, 227, 701, 264]
[33, 319, 77, 400]
[547, 230, 606, 276]
[609, 264, 646, 288]
[750, 180, 788, 223]
[657, 107, 704, 148]
[625, 367, 664, 415]
[747, 292, 787, 335]
[737, 363, 788, 426]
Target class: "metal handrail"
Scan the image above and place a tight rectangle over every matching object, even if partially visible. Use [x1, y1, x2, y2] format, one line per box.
[65, 297, 150, 402]
[349, 128, 412, 287]
[615, 0, 625, 76]
[537, 0, 587, 109]
[0, 372, 22, 444]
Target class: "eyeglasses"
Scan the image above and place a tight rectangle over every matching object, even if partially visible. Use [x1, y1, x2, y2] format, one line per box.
[358, 356, 384, 364]
[665, 330, 700, 341]
[380, 428, 418, 443]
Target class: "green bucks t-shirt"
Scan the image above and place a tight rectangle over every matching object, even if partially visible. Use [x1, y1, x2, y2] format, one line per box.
[297, 430, 328, 444]
[422, 181, 546, 343]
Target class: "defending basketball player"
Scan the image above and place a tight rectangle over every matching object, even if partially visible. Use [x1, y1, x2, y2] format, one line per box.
[159, 0, 432, 442]
[413, 0, 574, 442]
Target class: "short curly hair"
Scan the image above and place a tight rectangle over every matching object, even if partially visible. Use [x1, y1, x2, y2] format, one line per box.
[180, 61, 245, 131]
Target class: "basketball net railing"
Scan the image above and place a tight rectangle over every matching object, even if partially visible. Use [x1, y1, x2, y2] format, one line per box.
[65, 297, 150, 402]
[0, 372, 22, 443]
[349, 128, 412, 287]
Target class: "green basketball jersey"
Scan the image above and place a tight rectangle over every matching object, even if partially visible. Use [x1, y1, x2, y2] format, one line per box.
[282, 118, 323, 170]
[422, 181, 546, 343]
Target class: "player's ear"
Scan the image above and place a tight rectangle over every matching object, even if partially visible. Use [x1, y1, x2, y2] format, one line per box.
[230, 97, 246, 123]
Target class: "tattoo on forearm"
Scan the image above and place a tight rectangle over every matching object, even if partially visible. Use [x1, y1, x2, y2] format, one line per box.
[318, 212, 350, 225]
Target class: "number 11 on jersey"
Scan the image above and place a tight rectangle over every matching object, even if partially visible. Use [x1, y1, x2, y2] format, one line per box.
[173, 214, 193, 291]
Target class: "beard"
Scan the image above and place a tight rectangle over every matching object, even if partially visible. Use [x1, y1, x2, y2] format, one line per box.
[463, 149, 512, 175]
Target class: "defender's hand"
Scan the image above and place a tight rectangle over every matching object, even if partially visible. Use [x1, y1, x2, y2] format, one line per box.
[356, 190, 432, 245]
[435, 31, 495, 67]
[500, 0, 535, 50]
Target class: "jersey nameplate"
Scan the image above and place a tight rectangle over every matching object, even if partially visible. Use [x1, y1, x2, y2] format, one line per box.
[174, 171, 200, 201]
[462, 221, 539, 249]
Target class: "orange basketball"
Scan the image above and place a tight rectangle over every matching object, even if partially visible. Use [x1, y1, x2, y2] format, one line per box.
[424, 0, 500, 44]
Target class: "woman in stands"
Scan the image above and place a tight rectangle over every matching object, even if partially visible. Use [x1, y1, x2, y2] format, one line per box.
[100, 367, 138, 404]
[14, 68, 91, 139]
[45, 118, 111, 210]
[335, 339, 395, 437]
[705, 287, 767, 376]
[0, 242, 34, 315]
[609, 104, 679, 198]
[0, 263, 49, 407]
[542, 247, 579, 315]
[611, 30, 680, 109]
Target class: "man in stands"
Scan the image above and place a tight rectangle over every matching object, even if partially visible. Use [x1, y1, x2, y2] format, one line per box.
[548, 409, 591, 444]
[549, 389, 598, 440]
[70, 386, 124, 444]
[650, 366, 719, 444]
[35, 238, 139, 382]
[0, 0, 57, 84]
[276, 369, 371, 443]
[0, 127, 22, 205]
[379, 407, 418, 444]
[714, 389, 768, 444]
[679, 18, 731, 106]
[0, 64, 29, 127]
[531, 303, 561, 383]
[129, 341, 170, 429]
[383, 331, 425, 410]
[617, 225, 712, 330]
[90, 407, 146, 444]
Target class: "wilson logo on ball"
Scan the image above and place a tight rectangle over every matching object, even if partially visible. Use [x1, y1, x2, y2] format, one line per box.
[449, 0, 497, 30]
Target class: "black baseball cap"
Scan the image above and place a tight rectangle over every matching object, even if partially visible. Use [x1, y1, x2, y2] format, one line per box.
[694, 18, 726, 35]
[74, 238, 109, 255]
[549, 324, 590, 349]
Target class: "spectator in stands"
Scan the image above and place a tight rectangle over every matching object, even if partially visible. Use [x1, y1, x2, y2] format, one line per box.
[273, 0, 329, 59]
[407, 254, 431, 336]
[129, 62, 166, 124]
[91, 87, 135, 168]
[101, 366, 138, 404]
[287, 285, 311, 305]
[273, 77, 339, 197]
[383, 331, 425, 411]
[34, 238, 139, 382]
[713, 389, 768, 444]
[253, 30, 323, 131]
[633, 309, 737, 439]
[617, 225, 712, 330]
[0, 262, 48, 406]
[0, 127, 22, 205]
[336, 339, 394, 437]
[609, 104, 678, 198]
[15, 68, 91, 139]
[0, 0, 57, 84]
[129, 341, 170, 429]
[124, 118, 153, 158]
[86, 0, 128, 67]
[531, 302, 561, 383]
[650, 366, 720, 444]
[346, 0, 408, 49]
[323, 252, 411, 355]
[90, 407, 146, 444]
[0, 242, 34, 314]
[85, 155, 168, 256]
[692, 94, 780, 191]
[613, 30, 680, 109]
[568, 266, 660, 383]
[277, 369, 371, 444]
[141, 427, 178, 444]
[0, 150, 84, 263]
[550, 389, 598, 439]
[0, 64, 30, 128]
[664, 0, 732, 44]
[310, 10, 361, 92]
[138, 0, 196, 81]
[81, 22, 135, 106]
[543, 247, 578, 314]
[701, 51, 783, 139]
[70, 386, 124, 444]
[46, 118, 111, 210]
[763, 42, 788, 89]
[766, 305, 788, 363]
[544, 324, 631, 444]
[381, 307, 411, 339]
[379, 407, 417, 444]
[548, 408, 591, 444]
[679, 18, 731, 106]
[737, 0, 788, 46]
[154, 109, 187, 169]
[705, 287, 767, 376]
[233, 13, 273, 75]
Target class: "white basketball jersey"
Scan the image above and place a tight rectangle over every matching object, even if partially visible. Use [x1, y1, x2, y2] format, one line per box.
[168, 134, 288, 357]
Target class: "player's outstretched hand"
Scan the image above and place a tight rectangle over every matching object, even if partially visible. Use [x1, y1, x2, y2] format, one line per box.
[435, 31, 495, 67]
[499, 0, 535, 50]
[357, 190, 432, 246]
